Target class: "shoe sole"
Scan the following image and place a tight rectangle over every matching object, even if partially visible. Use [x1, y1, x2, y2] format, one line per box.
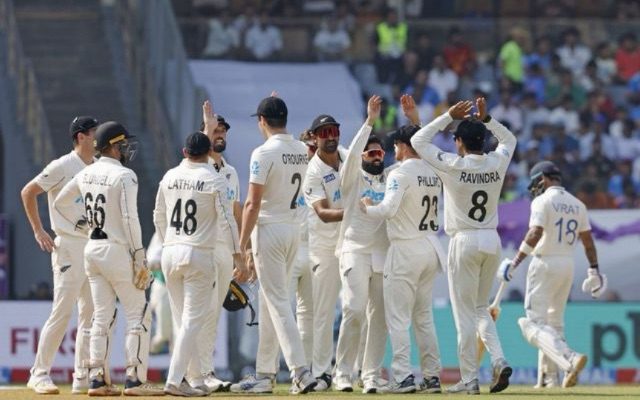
[123, 389, 166, 396]
[164, 389, 205, 397]
[563, 355, 588, 388]
[363, 388, 377, 394]
[490, 366, 513, 393]
[419, 388, 442, 394]
[299, 381, 318, 394]
[338, 387, 353, 392]
[33, 388, 60, 395]
[88, 389, 121, 396]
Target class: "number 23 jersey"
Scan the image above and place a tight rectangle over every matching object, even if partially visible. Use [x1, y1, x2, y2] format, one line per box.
[529, 186, 590, 257]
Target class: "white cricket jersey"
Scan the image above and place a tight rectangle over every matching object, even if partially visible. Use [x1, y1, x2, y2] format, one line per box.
[335, 123, 388, 255]
[303, 151, 344, 252]
[529, 186, 591, 257]
[367, 158, 442, 241]
[33, 150, 93, 238]
[411, 113, 517, 236]
[154, 159, 240, 252]
[54, 157, 143, 251]
[210, 157, 241, 250]
[249, 133, 308, 224]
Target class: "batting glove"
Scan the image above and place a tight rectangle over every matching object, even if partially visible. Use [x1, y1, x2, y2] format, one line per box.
[582, 267, 607, 298]
[497, 258, 514, 282]
[131, 249, 153, 290]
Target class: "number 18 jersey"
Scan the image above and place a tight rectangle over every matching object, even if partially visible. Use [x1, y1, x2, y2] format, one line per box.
[249, 133, 308, 224]
[530, 186, 590, 257]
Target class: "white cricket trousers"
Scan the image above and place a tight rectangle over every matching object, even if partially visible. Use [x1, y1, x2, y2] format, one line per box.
[335, 252, 385, 384]
[384, 240, 441, 384]
[520, 255, 575, 372]
[253, 223, 307, 374]
[31, 235, 92, 380]
[162, 244, 216, 386]
[84, 240, 151, 383]
[447, 230, 505, 383]
[290, 242, 313, 364]
[310, 249, 341, 377]
[198, 244, 233, 375]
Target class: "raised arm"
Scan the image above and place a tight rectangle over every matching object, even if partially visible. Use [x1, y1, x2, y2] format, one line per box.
[475, 97, 517, 163]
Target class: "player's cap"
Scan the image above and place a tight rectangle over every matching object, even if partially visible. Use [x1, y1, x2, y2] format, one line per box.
[94, 121, 135, 151]
[251, 96, 288, 119]
[453, 119, 486, 148]
[310, 114, 340, 132]
[70, 116, 99, 136]
[184, 131, 211, 156]
[389, 124, 420, 146]
[529, 160, 561, 180]
[217, 115, 231, 131]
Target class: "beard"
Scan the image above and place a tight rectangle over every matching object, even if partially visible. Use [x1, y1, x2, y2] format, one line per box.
[322, 140, 338, 153]
[213, 139, 226, 153]
[362, 159, 384, 175]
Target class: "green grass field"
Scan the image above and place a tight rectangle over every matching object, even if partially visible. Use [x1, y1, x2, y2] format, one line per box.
[1, 384, 639, 399]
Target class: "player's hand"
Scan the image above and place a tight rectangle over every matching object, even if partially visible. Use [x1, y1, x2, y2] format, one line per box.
[35, 228, 55, 253]
[366, 95, 383, 126]
[400, 94, 420, 125]
[202, 100, 218, 135]
[232, 253, 250, 283]
[448, 101, 473, 120]
[270, 90, 279, 97]
[488, 305, 501, 321]
[360, 196, 373, 213]
[582, 268, 607, 298]
[474, 97, 488, 121]
[497, 258, 514, 282]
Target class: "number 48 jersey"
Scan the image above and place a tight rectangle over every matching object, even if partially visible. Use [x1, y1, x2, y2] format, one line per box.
[154, 159, 239, 251]
[530, 186, 590, 257]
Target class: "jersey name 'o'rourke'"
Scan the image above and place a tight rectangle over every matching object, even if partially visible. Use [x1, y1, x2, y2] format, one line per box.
[459, 171, 501, 184]
[282, 153, 308, 165]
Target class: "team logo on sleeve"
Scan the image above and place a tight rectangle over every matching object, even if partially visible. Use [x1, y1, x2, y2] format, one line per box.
[305, 188, 312, 195]
[437, 151, 445, 161]
[323, 173, 336, 183]
[388, 178, 399, 192]
[500, 148, 510, 157]
[251, 161, 260, 176]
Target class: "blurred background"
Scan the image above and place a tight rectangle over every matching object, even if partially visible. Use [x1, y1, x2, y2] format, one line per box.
[0, 0, 639, 386]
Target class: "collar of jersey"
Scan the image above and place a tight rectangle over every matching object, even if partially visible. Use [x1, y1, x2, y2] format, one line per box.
[71, 149, 96, 166]
[463, 153, 484, 159]
[98, 156, 122, 166]
[181, 158, 209, 169]
[266, 132, 292, 141]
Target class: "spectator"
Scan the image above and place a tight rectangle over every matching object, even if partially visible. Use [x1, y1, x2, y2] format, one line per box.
[313, 18, 351, 61]
[608, 160, 640, 201]
[457, 54, 494, 101]
[595, 42, 617, 85]
[392, 51, 421, 97]
[614, 119, 640, 161]
[412, 32, 437, 72]
[428, 54, 458, 102]
[583, 90, 616, 125]
[583, 138, 616, 181]
[523, 63, 547, 104]
[575, 163, 615, 209]
[26, 281, 53, 300]
[615, 0, 640, 19]
[521, 92, 550, 140]
[556, 27, 592, 78]
[579, 119, 617, 161]
[547, 69, 586, 109]
[615, 32, 640, 82]
[549, 95, 580, 133]
[525, 36, 553, 72]
[201, 11, 240, 58]
[442, 26, 475, 76]
[500, 172, 520, 201]
[490, 89, 523, 133]
[374, 8, 408, 84]
[498, 26, 529, 87]
[610, 106, 630, 138]
[335, 2, 356, 34]
[579, 60, 601, 93]
[232, 4, 257, 33]
[401, 70, 439, 123]
[244, 10, 283, 60]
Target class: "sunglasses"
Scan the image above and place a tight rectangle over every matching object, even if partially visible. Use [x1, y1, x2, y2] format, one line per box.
[316, 125, 340, 139]
[362, 149, 385, 158]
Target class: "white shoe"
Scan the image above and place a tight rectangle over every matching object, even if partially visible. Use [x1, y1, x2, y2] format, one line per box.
[362, 380, 379, 394]
[230, 375, 274, 394]
[291, 369, 317, 394]
[203, 372, 231, 393]
[124, 381, 165, 396]
[71, 373, 89, 394]
[562, 353, 587, 388]
[334, 375, 353, 392]
[88, 378, 122, 396]
[314, 373, 332, 391]
[164, 381, 206, 397]
[27, 375, 59, 395]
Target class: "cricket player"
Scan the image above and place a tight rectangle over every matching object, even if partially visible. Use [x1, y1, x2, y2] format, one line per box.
[21, 116, 98, 395]
[154, 131, 245, 396]
[333, 95, 389, 394]
[411, 98, 515, 394]
[147, 232, 173, 355]
[197, 100, 242, 392]
[231, 95, 316, 394]
[302, 114, 346, 391]
[54, 121, 163, 396]
[361, 121, 446, 394]
[497, 160, 605, 388]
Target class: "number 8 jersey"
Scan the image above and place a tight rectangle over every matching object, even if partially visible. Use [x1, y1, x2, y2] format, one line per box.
[529, 186, 590, 257]
[411, 113, 517, 236]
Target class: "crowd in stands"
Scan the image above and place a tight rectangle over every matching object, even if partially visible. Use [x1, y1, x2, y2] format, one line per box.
[174, 0, 640, 209]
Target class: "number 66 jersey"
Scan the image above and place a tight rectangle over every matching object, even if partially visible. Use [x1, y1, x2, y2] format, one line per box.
[411, 114, 517, 237]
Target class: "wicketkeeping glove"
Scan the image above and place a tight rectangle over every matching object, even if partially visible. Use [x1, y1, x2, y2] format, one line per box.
[497, 258, 514, 282]
[581, 267, 607, 298]
[131, 249, 153, 290]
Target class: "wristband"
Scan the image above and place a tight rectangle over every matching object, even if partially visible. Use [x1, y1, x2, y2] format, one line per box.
[589, 264, 599, 270]
[518, 242, 534, 255]
[482, 115, 492, 123]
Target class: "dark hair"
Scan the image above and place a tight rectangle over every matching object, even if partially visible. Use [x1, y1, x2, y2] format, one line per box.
[263, 117, 287, 129]
[365, 135, 383, 151]
[455, 120, 485, 152]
